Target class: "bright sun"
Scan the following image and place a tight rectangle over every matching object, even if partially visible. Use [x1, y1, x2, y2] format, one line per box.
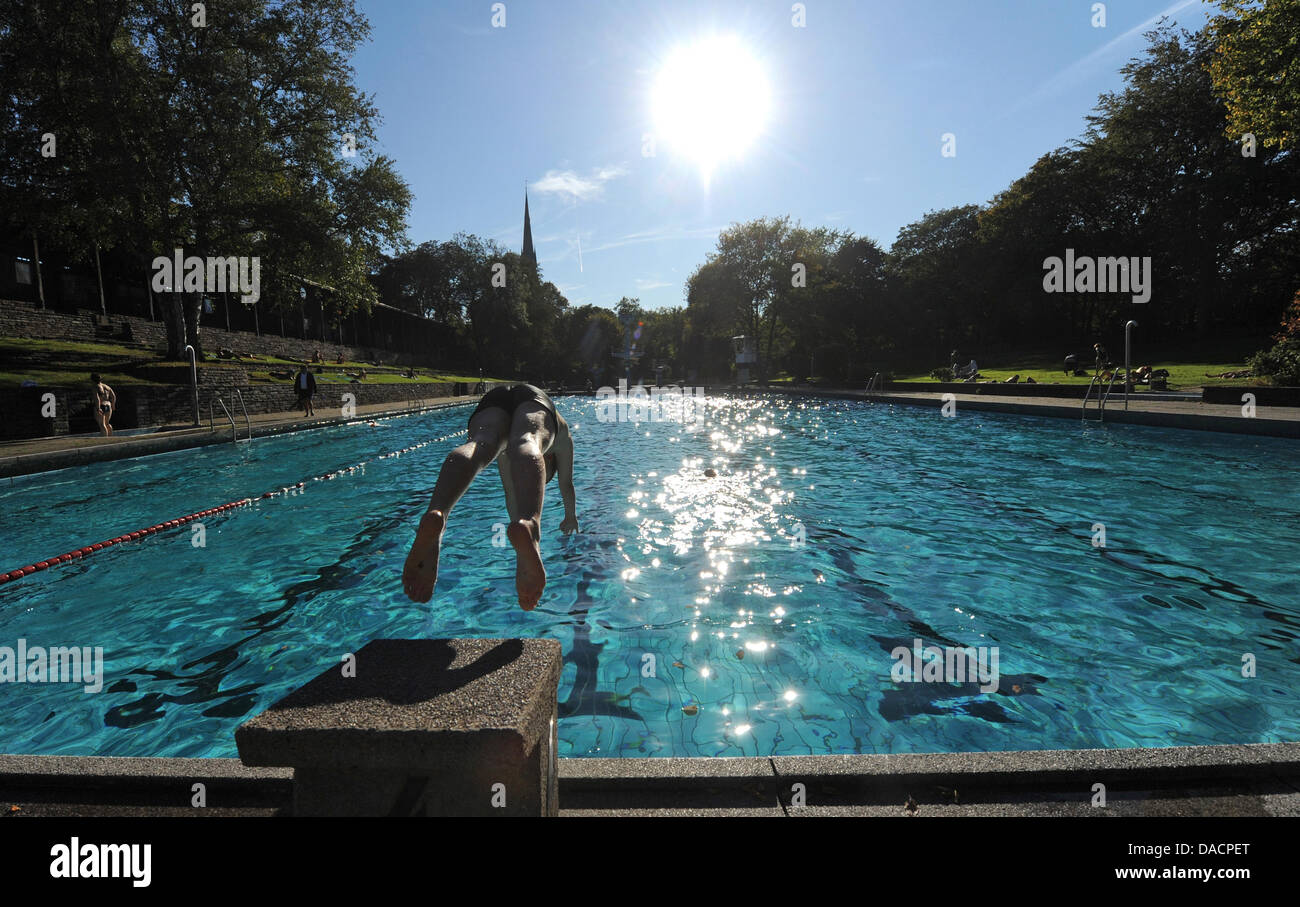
[651, 35, 771, 181]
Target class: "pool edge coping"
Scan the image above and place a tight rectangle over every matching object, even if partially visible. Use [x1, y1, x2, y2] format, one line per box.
[4, 740, 1297, 786]
[744, 385, 1300, 439]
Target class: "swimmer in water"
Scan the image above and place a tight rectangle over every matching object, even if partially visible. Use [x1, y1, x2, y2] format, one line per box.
[402, 383, 577, 610]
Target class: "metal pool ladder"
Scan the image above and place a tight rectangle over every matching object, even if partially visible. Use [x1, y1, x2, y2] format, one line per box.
[233, 390, 253, 443]
[1082, 372, 1121, 423]
[210, 393, 253, 443]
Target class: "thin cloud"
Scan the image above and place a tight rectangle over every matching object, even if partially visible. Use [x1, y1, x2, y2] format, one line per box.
[634, 278, 673, 291]
[1002, 0, 1205, 119]
[532, 165, 628, 202]
[583, 224, 727, 255]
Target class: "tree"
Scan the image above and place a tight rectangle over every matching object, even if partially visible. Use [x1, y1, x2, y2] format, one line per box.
[887, 205, 986, 364]
[558, 304, 621, 382]
[1085, 24, 1300, 338]
[689, 217, 847, 380]
[1208, 0, 1300, 152]
[0, 0, 411, 359]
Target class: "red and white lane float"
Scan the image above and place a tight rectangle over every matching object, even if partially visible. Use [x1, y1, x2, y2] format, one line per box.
[0, 429, 467, 586]
[0, 498, 255, 585]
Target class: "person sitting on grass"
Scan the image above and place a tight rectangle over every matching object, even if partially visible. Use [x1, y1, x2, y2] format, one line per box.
[402, 383, 577, 611]
[90, 373, 116, 436]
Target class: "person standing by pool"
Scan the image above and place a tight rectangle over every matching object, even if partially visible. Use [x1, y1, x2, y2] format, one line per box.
[293, 363, 316, 417]
[90, 373, 116, 436]
[402, 383, 577, 610]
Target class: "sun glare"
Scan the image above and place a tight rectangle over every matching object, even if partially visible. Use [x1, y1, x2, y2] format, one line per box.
[651, 35, 771, 182]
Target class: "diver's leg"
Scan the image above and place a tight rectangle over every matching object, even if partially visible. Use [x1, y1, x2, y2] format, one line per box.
[402, 408, 510, 602]
[503, 403, 554, 610]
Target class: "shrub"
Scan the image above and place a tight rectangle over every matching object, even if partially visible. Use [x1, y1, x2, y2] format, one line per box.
[1249, 291, 1300, 385]
[1248, 339, 1300, 386]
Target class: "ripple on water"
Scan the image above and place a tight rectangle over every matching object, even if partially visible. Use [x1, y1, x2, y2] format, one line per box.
[0, 396, 1297, 757]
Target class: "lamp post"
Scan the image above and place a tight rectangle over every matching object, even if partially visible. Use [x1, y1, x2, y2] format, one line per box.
[1124, 320, 1138, 410]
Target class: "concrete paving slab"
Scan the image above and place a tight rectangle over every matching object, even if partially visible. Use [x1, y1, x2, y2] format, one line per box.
[237, 639, 561, 771]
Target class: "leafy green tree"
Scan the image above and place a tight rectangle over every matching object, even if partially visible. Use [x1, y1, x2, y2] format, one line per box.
[558, 304, 621, 381]
[1208, 0, 1300, 152]
[887, 205, 986, 364]
[0, 0, 411, 359]
[1085, 25, 1299, 338]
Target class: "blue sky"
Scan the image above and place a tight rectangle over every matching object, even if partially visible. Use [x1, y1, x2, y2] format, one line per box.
[352, 0, 1214, 310]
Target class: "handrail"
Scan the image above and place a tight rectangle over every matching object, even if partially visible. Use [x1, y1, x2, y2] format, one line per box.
[1124, 320, 1138, 411]
[1083, 371, 1122, 422]
[183, 344, 200, 427]
[1098, 370, 1122, 419]
[234, 390, 253, 443]
[1082, 376, 1100, 421]
[216, 396, 237, 442]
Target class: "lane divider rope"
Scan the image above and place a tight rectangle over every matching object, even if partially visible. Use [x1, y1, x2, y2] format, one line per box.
[0, 427, 467, 586]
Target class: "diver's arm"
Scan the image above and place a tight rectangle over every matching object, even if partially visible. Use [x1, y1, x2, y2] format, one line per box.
[556, 421, 578, 533]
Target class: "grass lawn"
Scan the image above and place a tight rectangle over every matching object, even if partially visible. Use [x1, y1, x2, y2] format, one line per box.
[892, 343, 1267, 390]
[0, 338, 158, 387]
[895, 360, 1259, 389]
[244, 369, 465, 386]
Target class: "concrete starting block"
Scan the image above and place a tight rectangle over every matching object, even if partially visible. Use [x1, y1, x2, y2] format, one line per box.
[236, 638, 562, 816]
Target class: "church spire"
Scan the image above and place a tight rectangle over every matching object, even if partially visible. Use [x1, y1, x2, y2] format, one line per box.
[521, 189, 537, 268]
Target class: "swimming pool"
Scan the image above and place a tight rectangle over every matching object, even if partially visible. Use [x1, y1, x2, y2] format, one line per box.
[1, 394, 1297, 758]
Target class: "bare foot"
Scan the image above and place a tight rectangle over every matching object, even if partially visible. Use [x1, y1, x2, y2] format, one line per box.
[507, 519, 546, 611]
[402, 510, 446, 602]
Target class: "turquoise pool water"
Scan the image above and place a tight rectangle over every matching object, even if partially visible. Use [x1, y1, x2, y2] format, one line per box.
[1, 394, 1297, 757]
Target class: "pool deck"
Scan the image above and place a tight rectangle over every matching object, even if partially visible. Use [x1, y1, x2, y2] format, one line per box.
[0, 394, 477, 481]
[2, 742, 1297, 817]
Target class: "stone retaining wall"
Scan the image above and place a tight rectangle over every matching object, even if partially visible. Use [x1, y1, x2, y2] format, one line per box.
[0, 298, 435, 368]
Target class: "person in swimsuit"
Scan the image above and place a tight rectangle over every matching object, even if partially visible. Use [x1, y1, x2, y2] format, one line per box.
[402, 383, 577, 610]
[90, 373, 116, 436]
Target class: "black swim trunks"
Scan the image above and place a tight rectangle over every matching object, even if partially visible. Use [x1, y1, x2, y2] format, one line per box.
[469, 383, 558, 433]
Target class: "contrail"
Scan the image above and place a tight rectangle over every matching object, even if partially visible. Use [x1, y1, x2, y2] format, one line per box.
[577, 232, 584, 273]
